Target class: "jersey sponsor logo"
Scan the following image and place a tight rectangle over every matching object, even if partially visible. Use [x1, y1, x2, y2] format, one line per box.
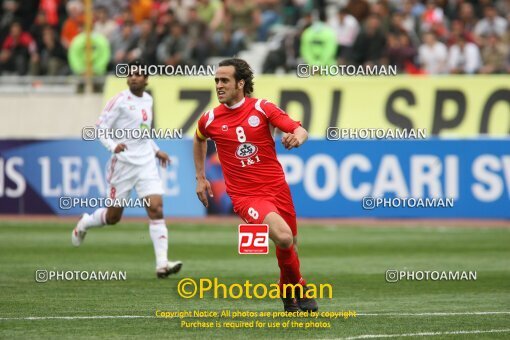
[248, 115, 260, 127]
[235, 143, 258, 159]
[222, 124, 228, 131]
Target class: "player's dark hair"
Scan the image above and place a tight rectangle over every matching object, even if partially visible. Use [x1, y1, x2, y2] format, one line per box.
[128, 59, 148, 78]
[218, 58, 254, 96]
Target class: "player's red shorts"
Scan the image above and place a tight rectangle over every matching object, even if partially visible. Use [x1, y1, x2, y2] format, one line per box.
[232, 188, 298, 236]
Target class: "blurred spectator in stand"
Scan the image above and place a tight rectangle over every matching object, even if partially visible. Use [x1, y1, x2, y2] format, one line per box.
[0, 0, 509, 76]
[110, 20, 139, 64]
[154, 9, 176, 43]
[94, 6, 118, 42]
[420, 0, 447, 39]
[410, 0, 426, 18]
[448, 34, 481, 74]
[156, 21, 189, 66]
[418, 31, 447, 74]
[38, 0, 60, 28]
[370, 1, 390, 33]
[474, 5, 508, 44]
[496, 0, 510, 16]
[257, 0, 281, 41]
[0, 21, 38, 75]
[281, 0, 303, 26]
[328, 7, 359, 65]
[389, 10, 419, 45]
[400, 0, 418, 34]
[384, 32, 417, 73]
[16, 0, 39, 30]
[262, 10, 312, 73]
[447, 19, 475, 46]
[313, 0, 327, 22]
[0, 0, 20, 43]
[211, 0, 260, 54]
[30, 11, 50, 50]
[94, 0, 126, 19]
[457, 2, 477, 32]
[479, 33, 508, 74]
[196, 0, 221, 23]
[130, 0, 153, 24]
[159, 0, 194, 24]
[186, 7, 210, 65]
[115, 8, 134, 26]
[226, 0, 261, 43]
[60, 0, 84, 49]
[127, 19, 157, 65]
[261, 27, 292, 73]
[214, 29, 239, 56]
[351, 14, 386, 66]
[300, 17, 337, 67]
[36, 25, 67, 75]
[345, 0, 370, 24]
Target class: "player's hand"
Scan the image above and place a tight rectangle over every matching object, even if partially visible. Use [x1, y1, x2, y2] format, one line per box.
[155, 150, 171, 168]
[196, 177, 214, 208]
[114, 143, 128, 153]
[281, 133, 302, 150]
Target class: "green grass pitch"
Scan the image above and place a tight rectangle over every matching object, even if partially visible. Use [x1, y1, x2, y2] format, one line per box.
[0, 220, 509, 339]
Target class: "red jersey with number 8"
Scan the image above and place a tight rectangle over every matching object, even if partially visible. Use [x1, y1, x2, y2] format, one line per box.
[196, 97, 301, 200]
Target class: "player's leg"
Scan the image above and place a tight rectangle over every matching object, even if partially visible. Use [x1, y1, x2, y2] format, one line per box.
[72, 158, 133, 247]
[235, 198, 316, 312]
[137, 161, 182, 278]
[260, 211, 300, 311]
[263, 212, 303, 284]
[72, 205, 125, 246]
[144, 194, 182, 278]
[276, 203, 318, 312]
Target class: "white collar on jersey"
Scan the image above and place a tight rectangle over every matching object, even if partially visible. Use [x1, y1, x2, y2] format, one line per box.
[128, 89, 145, 99]
[224, 97, 245, 110]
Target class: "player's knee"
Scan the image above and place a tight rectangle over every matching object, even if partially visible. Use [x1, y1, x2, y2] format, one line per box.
[105, 213, 122, 225]
[274, 229, 293, 248]
[147, 203, 163, 219]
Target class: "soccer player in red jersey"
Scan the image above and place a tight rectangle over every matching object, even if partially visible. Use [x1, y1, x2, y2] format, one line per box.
[193, 58, 318, 312]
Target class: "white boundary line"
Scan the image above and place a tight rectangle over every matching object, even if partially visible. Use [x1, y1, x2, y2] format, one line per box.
[357, 311, 510, 316]
[0, 315, 152, 320]
[343, 329, 510, 339]
[0, 311, 509, 321]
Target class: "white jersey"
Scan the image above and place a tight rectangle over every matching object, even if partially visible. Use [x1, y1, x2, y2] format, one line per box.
[96, 89, 159, 165]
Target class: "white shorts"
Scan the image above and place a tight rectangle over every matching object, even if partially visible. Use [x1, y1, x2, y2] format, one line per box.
[106, 157, 164, 202]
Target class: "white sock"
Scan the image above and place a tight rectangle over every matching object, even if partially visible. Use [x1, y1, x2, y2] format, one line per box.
[80, 208, 107, 231]
[149, 219, 168, 269]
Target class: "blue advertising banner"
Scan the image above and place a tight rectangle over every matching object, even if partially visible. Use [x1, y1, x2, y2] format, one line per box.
[1, 139, 509, 218]
[276, 139, 510, 218]
[0, 139, 204, 217]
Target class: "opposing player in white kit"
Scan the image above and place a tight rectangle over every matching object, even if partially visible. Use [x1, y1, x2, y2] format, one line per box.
[72, 60, 182, 278]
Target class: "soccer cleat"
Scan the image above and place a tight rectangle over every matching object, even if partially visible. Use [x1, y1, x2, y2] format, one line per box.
[156, 261, 183, 278]
[296, 285, 319, 312]
[71, 214, 88, 247]
[281, 296, 300, 312]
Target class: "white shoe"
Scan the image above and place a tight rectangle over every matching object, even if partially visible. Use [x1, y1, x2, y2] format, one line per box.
[72, 214, 88, 247]
[156, 261, 183, 278]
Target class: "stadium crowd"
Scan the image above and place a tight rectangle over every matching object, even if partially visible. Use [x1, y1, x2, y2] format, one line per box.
[0, 0, 509, 76]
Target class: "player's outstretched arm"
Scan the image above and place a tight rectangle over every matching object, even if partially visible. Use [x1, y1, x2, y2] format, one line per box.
[193, 135, 214, 208]
[281, 126, 308, 150]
